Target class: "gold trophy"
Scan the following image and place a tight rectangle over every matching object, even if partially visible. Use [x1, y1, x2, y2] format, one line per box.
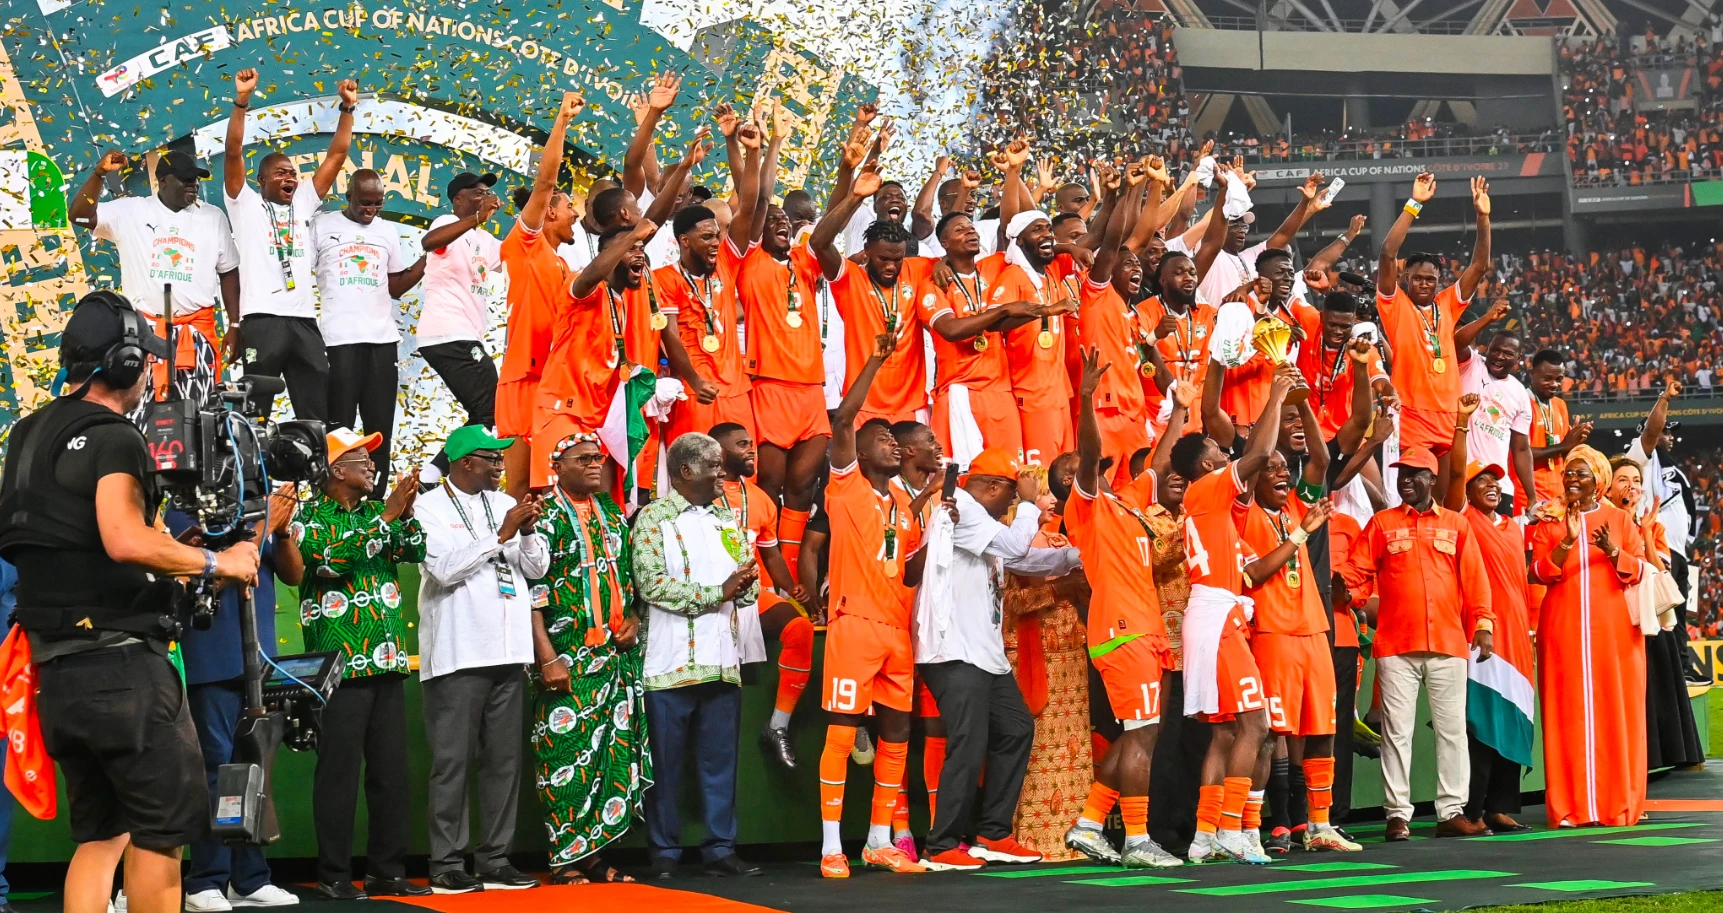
[1250, 316, 1310, 405]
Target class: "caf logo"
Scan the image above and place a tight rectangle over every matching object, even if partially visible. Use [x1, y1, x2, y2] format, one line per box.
[548, 706, 577, 734]
[550, 765, 576, 787]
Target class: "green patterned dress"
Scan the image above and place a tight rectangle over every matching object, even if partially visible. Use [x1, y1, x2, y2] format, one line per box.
[528, 490, 652, 866]
[293, 493, 427, 678]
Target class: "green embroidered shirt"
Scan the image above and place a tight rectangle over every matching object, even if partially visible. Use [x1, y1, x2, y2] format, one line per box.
[293, 492, 427, 679]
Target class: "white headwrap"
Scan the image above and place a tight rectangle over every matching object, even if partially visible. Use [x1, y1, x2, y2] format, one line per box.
[1004, 210, 1051, 290]
[1193, 154, 1254, 220]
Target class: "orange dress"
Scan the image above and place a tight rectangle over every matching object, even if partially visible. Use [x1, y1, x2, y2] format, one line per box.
[1528, 504, 1647, 828]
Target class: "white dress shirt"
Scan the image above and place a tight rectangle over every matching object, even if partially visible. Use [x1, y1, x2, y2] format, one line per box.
[913, 493, 1081, 673]
[637, 501, 746, 690]
[415, 483, 550, 680]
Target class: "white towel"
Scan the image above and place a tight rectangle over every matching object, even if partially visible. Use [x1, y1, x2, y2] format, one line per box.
[645, 377, 684, 421]
[1222, 174, 1255, 221]
[1004, 211, 1050, 290]
[946, 384, 986, 468]
[911, 507, 958, 664]
[1211, 300, 1259, 369]
[1182, 584, 1255, 717]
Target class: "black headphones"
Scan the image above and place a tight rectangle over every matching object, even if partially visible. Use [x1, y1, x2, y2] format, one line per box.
[75, 290, 149, 390]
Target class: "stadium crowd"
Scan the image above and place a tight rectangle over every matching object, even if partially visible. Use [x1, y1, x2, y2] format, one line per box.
[1561, 29, 1723, 186]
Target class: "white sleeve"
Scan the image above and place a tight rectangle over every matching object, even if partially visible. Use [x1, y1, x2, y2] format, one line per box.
[419, 495, 506, 587]
[1625, 438, 1652, 467]
[1003, 545, 1081, 577]
[385, 226, 407, 273]
[89, 196, 132, 243]
[214, 209, 240, 273]
[951, 492, 1010, 558]
[1509, 388, 1533, 436]
[979, 500, 1043, 562]
[295, 179, 322, 212]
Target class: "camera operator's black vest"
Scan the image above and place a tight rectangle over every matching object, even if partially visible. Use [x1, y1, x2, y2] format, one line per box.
[0, 397, 179, 640]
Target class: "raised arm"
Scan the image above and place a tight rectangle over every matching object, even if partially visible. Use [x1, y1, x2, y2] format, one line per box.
[643, 130, 711, 229]
[1455, 299, 1510, 356]
[569, 219, 655, 300]
[1075, 346, 1110, 496]
[1334, 339, 1378, 454]
[1308, 214, 1365, 272]
[741, 103, 790, 246]
[1458, 176, 1492, 300]
[1088, 165, 1132, 281]
[911, 155, 949, 241]
[1202, 358, 1236, 450]
[996, 139, 1032, 244]
[1297, 396, 1328, 489]
[70, 150, 127, 229]
[1122, 157, 1171, 255]
[1263, 172, 1328, 252]
[311, 79, 358, 199]
[830, 334, 891, 468]
[1235, 364, 1297, 483]
[520, 92, 585, 232]
[812, 160, 879, 281]
[1639, 379, 1681, 455]
[725, 105, 761, 250]
[224, 69, 259, 199]
[1192, 170, 1233, 282]
[1446, 393, 1478, 511]
[1151, 380, 1198, 482]
[1377, 172, 1435, 297]
[623, 74, 679, 199]
[421, 191, 500, 252]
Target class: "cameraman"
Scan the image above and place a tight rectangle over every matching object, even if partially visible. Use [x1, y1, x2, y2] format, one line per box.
[0, 291, 259, 913]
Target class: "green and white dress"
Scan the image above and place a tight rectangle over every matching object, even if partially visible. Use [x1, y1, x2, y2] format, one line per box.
[527, 489, 651, 866]
[293, 493, 427, 678]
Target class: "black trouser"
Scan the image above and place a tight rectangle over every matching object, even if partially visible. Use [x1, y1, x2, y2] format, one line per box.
[1463, 732, 1522, 819]
[1331, 646, 1360, 823]
[418, 340, 498, 429]
[238, 315, 328, 421]
[1149, 671, 1212, 853]
[919, 661, 1034, 855]
[313, 675, 410, 883]
[327, 343, 398, 496]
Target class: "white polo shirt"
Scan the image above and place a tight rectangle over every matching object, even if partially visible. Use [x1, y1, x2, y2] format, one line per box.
[417, 214, 503, 347]
[90, 195, 239, 317]
[311, 210, 406, 347]
[1459, 352, 1533, 496]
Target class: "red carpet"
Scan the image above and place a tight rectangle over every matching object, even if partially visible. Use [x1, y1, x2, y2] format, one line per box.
[387, 883, 780, 913]
[1644, 799, 1723, 812]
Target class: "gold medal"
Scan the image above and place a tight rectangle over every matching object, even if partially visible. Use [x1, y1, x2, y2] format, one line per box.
[1286, 570, 1301, 589]
[650, 312, 668, 331]
[883, 559, 898, 578]
[1037, 330, 1054, 349]
[786, 311, 804, 328]
[1141, 363, 1154, 377]
[1432, 356, 1447, 374]
[701, 334, 720, 353]
[972, 335, 989, 352]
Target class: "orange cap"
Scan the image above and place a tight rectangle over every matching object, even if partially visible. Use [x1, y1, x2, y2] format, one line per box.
[961, 447, 1021, 483]
[327, 427, 383, 464]
[1465, 460, 1506, 484]
[1391, 446, 1438, 475]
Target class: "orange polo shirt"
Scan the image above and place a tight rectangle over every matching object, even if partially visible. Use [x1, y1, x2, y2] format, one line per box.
[1184, 462, 1254, 594]
[1338, 502, 1494, 659]
[1377, 284, 1466, 413]
[1529, 395, 1572, 504]
[832, 259, 927, 416]
[735, 240, 824, 384]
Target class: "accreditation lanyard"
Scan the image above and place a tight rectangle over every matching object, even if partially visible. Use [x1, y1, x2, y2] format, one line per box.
[264, 199, 297, 291]
[603, 288, 629, 365]
[875, 490, 902, 577]
[443, 482, 514, 597]
[720, 483, 751, 544]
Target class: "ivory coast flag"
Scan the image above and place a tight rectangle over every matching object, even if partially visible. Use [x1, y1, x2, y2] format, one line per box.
[1466, 638, 1536, 768]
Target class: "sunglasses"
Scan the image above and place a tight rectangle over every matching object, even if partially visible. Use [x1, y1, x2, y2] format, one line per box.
[463, 452, 505, 465]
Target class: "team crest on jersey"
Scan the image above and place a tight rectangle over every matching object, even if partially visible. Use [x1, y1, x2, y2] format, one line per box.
[1195, 325, 1209, 338]
[548, 706, 578, 734]
[922, 292, 936, 308]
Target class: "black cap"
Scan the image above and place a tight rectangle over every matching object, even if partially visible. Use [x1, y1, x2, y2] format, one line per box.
[155, 150, 211, 181]
[446, 171, 498, 200]
[61, 291, 170, 364]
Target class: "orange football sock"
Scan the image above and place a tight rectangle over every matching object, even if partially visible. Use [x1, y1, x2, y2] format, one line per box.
[1304, 756, 1335, 826]
[924, 736, 947, 823]
[774, 615, 814, 715]
[1221, 776, 1251, 832]
[1121, 796, 1149, 839]
[893, 785, 910, 833]
[1196, 785, 1225, 834]
[1081, 783, 1120, 823]
[871, 740, 910, 828]
[778, 508, 809, 583]
[819, 725, 857, 823]
[1244, 790, 1264, 831]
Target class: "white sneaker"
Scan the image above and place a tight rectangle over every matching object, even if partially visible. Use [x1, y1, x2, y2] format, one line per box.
[1187, 831, 1219, 864]
[227, 885, 300, 908]
[1305, 825, 1363, 852]
[184, 890, 233, 913]
[1216, 830, 1273, 865]
[115, 892, 128, 913]
[1246, 829, 1268, 859]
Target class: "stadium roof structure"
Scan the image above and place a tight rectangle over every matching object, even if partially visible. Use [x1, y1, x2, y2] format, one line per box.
[1157, 0, 1714, 38]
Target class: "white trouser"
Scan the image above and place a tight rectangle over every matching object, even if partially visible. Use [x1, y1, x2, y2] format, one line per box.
[1377, 651, 1469, 822]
